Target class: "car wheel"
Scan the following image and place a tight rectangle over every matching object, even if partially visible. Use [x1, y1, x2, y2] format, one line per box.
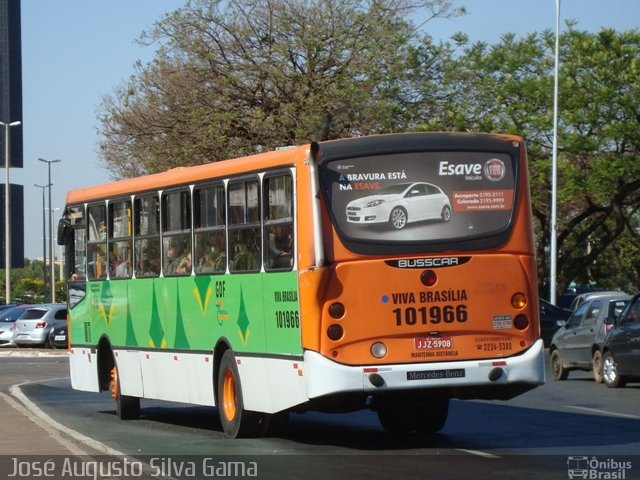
[592, 350, 603, 383]
[389, 207, 408, 229]
[441, 205, 451, 222]
[602, 351, 627, 388]
[550, 349, 569, 380]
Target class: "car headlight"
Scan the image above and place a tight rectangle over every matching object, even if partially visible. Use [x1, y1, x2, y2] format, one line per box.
[365, 199, 385, 207]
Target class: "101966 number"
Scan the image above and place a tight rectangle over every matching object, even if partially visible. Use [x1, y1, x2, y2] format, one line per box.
[393, 305, 468, 326]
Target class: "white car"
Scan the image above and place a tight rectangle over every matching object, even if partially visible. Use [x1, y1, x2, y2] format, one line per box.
[346, 182, 452, 230]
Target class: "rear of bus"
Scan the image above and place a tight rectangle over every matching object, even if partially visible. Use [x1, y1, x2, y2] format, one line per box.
[300, 133, 544, 433]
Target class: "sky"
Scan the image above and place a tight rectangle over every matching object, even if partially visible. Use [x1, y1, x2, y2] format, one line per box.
[15, 0, 640, 260]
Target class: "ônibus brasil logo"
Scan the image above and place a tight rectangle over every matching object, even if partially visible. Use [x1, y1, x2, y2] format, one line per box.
[484, 158, 506, 182]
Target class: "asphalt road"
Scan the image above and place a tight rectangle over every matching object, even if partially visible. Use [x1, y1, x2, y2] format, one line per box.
[3, 352, 640, 479]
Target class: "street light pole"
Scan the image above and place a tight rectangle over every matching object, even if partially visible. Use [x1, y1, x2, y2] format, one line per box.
[1, 120, 21, 304]
[35, 184, 48, 301]
[549, 0, 561, 304]
[38, 157, 62, 303]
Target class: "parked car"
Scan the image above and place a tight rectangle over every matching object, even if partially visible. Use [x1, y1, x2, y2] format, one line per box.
[0, 305, 31, 347]
[558, 286, 605, 309]
[600, 293, 640, 388]
[539, 299, 572, 347]
[48, 321, 68, 349]
[12, 304, 68, 348]
[346, 182, 451, 230]
[549, 291, 631, 382]
[567, 290, 623, 312]
[0, 303, 17, 312]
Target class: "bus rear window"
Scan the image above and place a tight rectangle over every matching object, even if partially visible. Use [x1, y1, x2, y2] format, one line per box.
[319, 151, 517, 253]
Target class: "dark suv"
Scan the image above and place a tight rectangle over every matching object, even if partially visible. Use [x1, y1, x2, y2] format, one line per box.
[600, 293, 640, 388]
[550, 292, 630, 382]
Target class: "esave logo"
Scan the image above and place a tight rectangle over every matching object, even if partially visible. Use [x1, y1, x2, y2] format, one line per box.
[438, 161, 482, 176]
[438, 159, 507, 182]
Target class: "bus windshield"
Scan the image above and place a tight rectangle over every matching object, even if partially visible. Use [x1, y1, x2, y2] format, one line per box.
[320, 150, 517, 251]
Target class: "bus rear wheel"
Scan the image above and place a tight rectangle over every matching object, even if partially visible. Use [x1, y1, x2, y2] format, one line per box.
[110, 365, 140, 420]
[377, 394, 449, 434]
[217, 350, 261, 438]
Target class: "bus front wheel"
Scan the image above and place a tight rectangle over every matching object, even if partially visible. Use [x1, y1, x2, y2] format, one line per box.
[377, 394, 449, 434]
[110, 365, 140, 420]
[217, 350, 261, 438]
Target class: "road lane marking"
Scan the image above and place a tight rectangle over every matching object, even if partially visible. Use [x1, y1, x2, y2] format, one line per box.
[567, 405, 640, 419]
[456, 448, 501, 458]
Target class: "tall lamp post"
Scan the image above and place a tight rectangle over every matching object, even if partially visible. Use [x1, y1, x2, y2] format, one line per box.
[38, 157, 61, 303]
[549, 0, 561, 304]
[35, 184, 49, 301]
[1, 120, 21, 304]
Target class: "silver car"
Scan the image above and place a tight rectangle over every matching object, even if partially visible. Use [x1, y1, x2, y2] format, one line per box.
[0, 305, 31, 347]
[12, 304, 68, 348]
[346, 182, 452, 230]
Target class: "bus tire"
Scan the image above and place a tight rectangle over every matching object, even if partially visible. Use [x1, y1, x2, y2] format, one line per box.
[377, 394, 449, 434]
[217, 349, 260, 438]
[110, 365, 140, 420]
[389, 207, 408, 230]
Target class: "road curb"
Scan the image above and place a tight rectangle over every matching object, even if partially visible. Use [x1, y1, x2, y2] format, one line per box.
[0, 349, 69, 358]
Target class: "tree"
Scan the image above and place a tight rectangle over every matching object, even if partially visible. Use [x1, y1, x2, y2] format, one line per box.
[416, 27, 640, 297]
[97, 0, 463, 178]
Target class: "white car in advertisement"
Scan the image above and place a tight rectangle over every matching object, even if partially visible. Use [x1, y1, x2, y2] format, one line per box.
[346, 182, 452, 230]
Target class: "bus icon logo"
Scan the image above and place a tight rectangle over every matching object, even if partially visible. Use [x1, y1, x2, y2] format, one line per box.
[567, 456, 589, 479]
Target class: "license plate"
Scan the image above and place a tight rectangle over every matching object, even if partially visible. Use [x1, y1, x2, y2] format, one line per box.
[414, 336, 453, 350]
[54, 335, 66, 341]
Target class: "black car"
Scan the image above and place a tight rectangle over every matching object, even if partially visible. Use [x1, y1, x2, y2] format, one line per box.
[47, 321, 68, 349]
[601, 293, 640, 388]
[539, 299, 572, 347]
[549, 292, 631, 382]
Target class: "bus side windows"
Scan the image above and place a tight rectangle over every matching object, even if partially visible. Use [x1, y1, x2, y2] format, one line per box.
[228, 179, 261, 273]
[230, 228, 260, 272]
[264, 173, 294, 271]
[162, 189, 192, 276]
[134, 195, 160, 278]
[87, 204, 107, 280]
[109, 200, 133, 279]
[135, 237, 160, 277]
[194, 184, 226, 275]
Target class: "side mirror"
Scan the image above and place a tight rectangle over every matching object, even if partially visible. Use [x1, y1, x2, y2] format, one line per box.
[57, 218, 72, 246]
[556, 320, 567, 329]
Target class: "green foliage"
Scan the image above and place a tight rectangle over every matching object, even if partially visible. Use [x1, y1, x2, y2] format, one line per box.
[0, 259, 66, 304]
[96, 0, 640, 300]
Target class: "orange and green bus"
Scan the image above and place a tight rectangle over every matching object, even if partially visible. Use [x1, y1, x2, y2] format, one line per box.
[58, 132, 544, 437]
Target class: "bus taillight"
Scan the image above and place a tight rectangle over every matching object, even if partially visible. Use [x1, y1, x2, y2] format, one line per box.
[420, 270, 438, 287]
[328, 302, 345, 319]
[514, 314, 529, 330]
[511, 292, 527, 309]
[327, 324, 344, 341]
